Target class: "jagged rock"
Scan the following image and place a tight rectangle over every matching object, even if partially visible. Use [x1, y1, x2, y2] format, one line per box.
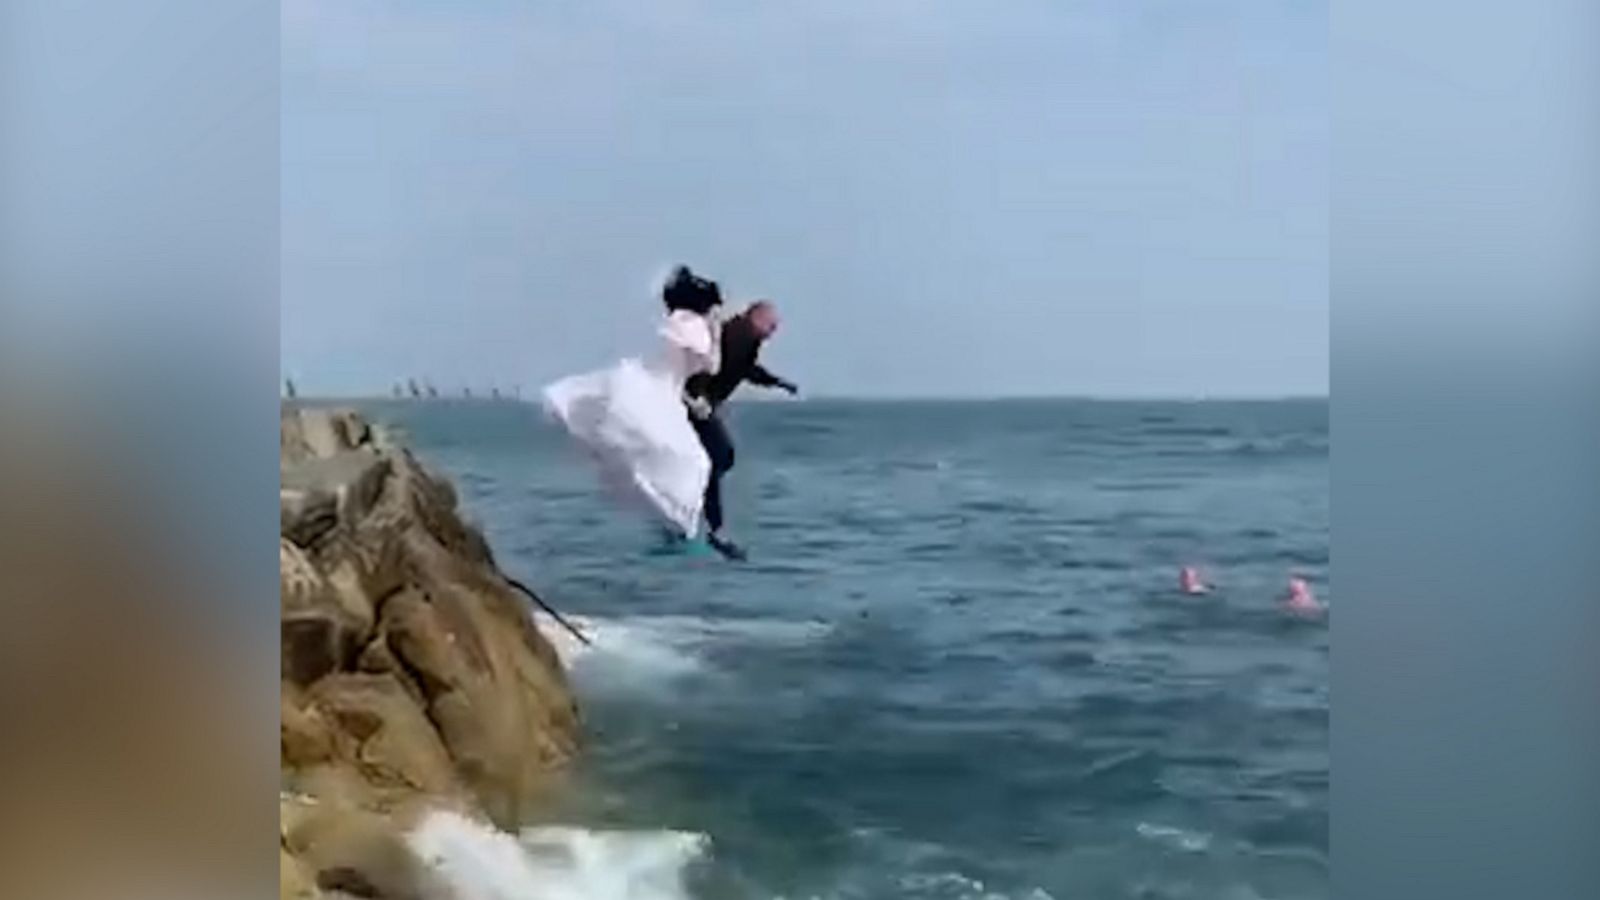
[332, 410, 374, 450]
[282, 540, 368, 686]
[356, 627, 408, 681]
[376, 449, 496, 568]
[382, 545, 580, 824]
[281, 539, 328, 606]
[281, 797, 439, 900]
[291, 763, 396, 816]
[282, 689, 337, 771]
[283, 450, 391, 532]
[280, 846, 319, 900]
[308, 673, 463, 798]
[280, 406, 580, 877]
[282, 615, 343, 691]
[311, 535, 396, 655]
[283, 408, 375, 462]
[314, 521, 408, 648]
[282, 485, 339, 547]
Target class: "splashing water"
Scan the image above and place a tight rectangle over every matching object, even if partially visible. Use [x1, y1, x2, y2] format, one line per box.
[408, 810, 709, 900]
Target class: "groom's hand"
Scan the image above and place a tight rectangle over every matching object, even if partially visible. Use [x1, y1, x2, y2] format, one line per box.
[777, 379, 799, 396]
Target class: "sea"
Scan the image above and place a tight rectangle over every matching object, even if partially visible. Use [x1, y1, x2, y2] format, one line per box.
[358, 397, 1328, 900]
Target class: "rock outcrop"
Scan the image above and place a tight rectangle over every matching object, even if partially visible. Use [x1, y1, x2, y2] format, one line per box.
[280, 407, 580, 900]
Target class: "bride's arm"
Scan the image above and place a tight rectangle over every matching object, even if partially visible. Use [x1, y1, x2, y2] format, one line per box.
[661, 309, 719, 373]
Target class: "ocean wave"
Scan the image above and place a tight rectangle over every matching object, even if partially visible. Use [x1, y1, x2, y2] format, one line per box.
[1137, 425, 1236, 438]
[893, 871, 1056, 900]
[1207, 435, 1329, 457]
[1135, 821, 1213, 853]
[408, 809, 709, 900]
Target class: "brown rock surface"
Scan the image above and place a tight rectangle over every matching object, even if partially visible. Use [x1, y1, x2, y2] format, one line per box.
[281, 795, 441, 900]
[281, 539, 367, 687]
[279, 407, 580, 898]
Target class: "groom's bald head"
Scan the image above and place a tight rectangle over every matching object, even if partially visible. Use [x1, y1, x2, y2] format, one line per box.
[747, 301, 780, 339]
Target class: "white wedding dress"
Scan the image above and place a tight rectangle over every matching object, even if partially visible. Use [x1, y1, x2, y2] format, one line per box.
[542, 310, 719, 537]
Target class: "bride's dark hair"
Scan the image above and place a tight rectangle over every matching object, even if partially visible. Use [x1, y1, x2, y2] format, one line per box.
[661, 265, 723, 314]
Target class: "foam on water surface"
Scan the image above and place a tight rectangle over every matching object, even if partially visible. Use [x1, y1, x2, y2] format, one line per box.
[408, 809, 708, 900]
[536, 612, 832, 678]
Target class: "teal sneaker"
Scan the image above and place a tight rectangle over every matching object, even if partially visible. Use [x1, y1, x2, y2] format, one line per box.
[680, 537, 718, 558]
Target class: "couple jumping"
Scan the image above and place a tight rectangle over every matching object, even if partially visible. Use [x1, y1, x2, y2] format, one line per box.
[542, 266, 795, 559]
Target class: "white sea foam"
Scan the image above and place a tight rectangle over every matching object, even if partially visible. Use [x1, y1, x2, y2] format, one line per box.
[532, 612, 605, 667]
[612, 614, 833, 648]
[407, 809, 709, 900]
[893, 870, 1056, 900]
[535, 612, 832, 681]
[534, 613, 702, 681]
[1135, 821, 1213, 853]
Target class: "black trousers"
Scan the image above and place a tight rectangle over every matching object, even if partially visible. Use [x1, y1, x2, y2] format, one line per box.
[691, 413, 735, 533]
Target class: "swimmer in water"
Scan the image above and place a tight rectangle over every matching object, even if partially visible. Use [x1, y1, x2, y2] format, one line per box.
[1282, 575, 1323, 616]
[1179, 566, 1212, 595]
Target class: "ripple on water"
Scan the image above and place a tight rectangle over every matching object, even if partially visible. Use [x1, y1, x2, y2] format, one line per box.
[376, 399, 1328, 899]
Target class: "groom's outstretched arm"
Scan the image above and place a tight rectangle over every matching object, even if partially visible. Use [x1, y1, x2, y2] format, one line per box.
[748, 364, 797, 394]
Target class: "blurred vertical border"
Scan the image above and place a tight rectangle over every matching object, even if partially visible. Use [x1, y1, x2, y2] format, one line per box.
[1, 1, 279, 898]
[1335, 0, 1599, 897]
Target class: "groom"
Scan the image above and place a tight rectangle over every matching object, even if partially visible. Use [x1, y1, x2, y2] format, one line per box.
[684, 300, 796, 559]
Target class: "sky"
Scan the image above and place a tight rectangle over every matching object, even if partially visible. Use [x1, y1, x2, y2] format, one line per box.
[281, 0, 1326, 399]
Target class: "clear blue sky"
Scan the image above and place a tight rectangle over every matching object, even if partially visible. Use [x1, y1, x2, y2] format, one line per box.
[282, 0, 1326, 398]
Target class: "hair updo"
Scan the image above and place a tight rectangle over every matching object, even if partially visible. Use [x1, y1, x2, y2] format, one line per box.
[661, 265, 723, 315]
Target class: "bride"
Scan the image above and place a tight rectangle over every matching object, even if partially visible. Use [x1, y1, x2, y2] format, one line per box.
[542, 266, 723, 539]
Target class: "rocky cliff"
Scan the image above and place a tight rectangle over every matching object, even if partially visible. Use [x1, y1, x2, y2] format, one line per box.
[279, 407, 580, 900]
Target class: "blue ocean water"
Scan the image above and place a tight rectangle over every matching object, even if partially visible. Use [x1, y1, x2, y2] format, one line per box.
[364, 398, 1328, 900]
